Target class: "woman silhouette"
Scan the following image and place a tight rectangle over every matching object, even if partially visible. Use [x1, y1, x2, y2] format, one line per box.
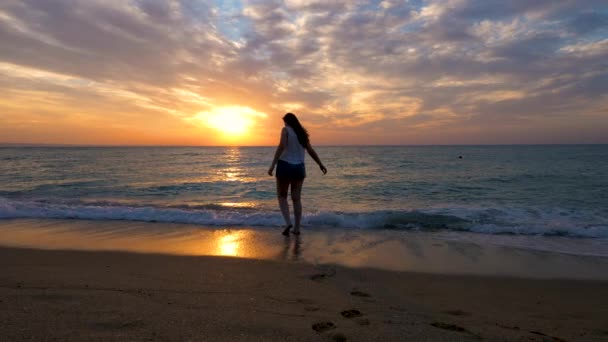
[268, 113, 327, 235]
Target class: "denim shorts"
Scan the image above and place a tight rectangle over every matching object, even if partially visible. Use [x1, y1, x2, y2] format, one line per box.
[276, 160, 306, 180]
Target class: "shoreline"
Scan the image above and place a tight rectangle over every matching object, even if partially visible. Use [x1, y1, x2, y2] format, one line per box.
[1, 218, 608, 280]
[1, 245, 607, 341]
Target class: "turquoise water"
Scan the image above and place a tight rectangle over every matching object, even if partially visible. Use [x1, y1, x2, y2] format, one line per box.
[1, 145, 607, 241]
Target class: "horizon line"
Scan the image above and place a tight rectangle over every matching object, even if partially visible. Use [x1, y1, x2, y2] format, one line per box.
[1, 142, 607, 148]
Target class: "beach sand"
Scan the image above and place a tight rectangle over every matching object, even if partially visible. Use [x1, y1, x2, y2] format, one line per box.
[1, 244, 608, 341]
[1, 219, 608, 341]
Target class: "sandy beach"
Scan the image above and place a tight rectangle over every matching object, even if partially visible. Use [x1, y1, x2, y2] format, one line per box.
[1, 221, 608, 341]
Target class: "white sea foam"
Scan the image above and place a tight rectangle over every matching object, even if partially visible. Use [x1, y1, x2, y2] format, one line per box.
[1, 198, 607, 239]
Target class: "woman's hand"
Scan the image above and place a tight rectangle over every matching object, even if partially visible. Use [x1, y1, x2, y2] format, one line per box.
[320, 164, 327, 175]
[267, 166, 274, 176]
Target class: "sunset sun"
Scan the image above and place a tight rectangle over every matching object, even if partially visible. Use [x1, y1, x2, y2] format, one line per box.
[197, 106, 267, 138]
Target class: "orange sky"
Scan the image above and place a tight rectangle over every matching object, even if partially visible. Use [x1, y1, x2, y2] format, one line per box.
[1, 1, 607, 146]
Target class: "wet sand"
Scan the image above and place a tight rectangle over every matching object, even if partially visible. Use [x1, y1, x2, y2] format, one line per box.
[1, 247, 608, 341]
[1, 219, 608, 280]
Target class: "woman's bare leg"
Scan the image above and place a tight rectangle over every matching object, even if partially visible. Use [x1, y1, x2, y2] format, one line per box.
[290, 178, 304, 233]
[276, 178, 292, 229]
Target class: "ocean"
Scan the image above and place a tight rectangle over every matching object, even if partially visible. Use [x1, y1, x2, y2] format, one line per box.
[1, 145, 607, 257]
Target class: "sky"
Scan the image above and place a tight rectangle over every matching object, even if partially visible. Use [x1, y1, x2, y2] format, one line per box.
[0, 0, 607, 146]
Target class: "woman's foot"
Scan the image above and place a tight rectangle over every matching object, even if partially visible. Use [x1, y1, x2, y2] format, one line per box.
[282, 225, 293, 236]
[291, 227, 301, 235]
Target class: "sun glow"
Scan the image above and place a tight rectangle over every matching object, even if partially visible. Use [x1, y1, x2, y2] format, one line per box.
[197, 106, 267, 137]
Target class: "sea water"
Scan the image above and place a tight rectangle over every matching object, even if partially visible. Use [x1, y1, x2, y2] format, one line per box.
[1, 145, 607, 255]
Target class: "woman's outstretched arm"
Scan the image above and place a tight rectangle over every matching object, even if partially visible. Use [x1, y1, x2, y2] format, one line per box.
[306, 143, 327, 174]
[268, 128, 287, 176]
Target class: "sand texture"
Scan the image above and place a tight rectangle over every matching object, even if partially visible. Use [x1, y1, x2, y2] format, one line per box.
[1, 246, 608, 341]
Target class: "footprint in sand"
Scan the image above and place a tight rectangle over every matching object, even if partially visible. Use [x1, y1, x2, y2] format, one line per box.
[309, 267, 336, 281]
[495, 322, 520, 331]
[295, 298, 315, 305]
[93, 319, 144, 331]
[431, 322, 467, 332]
[309, 273, 327, 281]
[312, 321, 336, 333]
[341, 309, 369, 326]
[350, 290, 371, 298]
[340, 309, 363, 319]
[529, 331, 567, 342]
[431, 322, 482, 340]
[304, 306, 320, 312]
[443, 309, 472, 316]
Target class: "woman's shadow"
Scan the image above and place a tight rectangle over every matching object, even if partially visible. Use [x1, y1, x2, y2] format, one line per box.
[278, 235, 301, 261]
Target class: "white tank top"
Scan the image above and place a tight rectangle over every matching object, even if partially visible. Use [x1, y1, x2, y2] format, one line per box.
[279, 125, 306, 164]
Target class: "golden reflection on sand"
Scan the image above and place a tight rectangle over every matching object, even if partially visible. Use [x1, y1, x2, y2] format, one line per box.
[216, 231, 246, 257]
[0, 220, 273, 259]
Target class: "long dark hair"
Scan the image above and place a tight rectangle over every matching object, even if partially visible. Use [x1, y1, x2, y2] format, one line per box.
[283, 113, 309, 147]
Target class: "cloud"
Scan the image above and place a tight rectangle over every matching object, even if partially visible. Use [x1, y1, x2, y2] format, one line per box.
[0, 0, 607, 145]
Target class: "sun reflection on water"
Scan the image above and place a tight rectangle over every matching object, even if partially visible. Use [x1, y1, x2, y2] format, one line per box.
[219, 202, 256, 209]
[219, 147, 249, 182]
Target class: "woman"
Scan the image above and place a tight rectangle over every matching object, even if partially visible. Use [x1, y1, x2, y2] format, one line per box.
[268, 113, 327, 236]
